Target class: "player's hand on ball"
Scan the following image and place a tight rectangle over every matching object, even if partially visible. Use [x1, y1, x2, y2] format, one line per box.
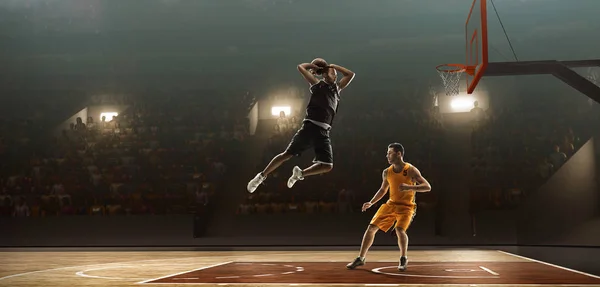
[362, 202, 373, 212]
[400, 183, 413, 191]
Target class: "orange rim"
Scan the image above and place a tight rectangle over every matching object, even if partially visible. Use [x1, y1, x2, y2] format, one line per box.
[436, 63, 466, 73]
[436, 64, 476, 76]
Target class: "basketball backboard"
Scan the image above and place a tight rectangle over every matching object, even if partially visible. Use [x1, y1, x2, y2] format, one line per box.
[465, 0, 488, 94]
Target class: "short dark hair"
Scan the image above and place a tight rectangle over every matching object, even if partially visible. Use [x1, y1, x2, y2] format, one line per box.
[388, 143, 404, 155]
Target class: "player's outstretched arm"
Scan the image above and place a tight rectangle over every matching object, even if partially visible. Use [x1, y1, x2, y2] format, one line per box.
[362, 169, 389, 211]
[329, 64, 355, 91]
[297, 63, 320, 85]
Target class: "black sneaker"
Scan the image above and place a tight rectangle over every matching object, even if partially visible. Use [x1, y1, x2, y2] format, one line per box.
[398, 256, 408, 271]
[346, 256, 365, 269]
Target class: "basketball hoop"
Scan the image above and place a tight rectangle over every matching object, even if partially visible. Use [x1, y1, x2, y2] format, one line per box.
[436, 64, 473, 96]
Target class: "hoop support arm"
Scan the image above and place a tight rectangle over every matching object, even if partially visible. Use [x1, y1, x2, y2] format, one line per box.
[484, 59, 600, 104]
[485, 60, 600, 77]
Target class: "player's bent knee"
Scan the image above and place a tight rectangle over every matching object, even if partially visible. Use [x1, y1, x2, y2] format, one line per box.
[395, 227, 407, 235]
[367, 224, 379, 233]
[280, 152, 295, 160]
[314, 161, 333, 171]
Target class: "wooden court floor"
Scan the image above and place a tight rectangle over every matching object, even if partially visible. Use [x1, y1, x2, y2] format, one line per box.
[1, 249, 599, 286]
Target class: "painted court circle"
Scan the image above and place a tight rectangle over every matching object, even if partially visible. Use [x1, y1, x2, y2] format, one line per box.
[370, 264, 499, 279]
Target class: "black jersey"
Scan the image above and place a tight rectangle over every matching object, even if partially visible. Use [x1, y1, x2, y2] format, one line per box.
[305, 80, 340, 127]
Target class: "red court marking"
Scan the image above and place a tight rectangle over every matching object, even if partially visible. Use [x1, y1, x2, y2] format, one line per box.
[141, 261, 600, 285]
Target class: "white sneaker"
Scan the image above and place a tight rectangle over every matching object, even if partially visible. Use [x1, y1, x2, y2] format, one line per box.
[287, 166, 304, 188]
[398, 256, 408, 271]
[247, 172, 266, 193]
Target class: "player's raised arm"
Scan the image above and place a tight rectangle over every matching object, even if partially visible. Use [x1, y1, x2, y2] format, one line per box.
[297, 63, 320, 85]
[329, 64, 355, 91]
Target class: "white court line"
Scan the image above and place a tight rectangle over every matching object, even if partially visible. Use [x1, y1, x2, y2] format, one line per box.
[136, 261, 233, 284]
[371, 265, 494, 279]
[0, 265, 89, 282]
[479, 265, 500, 276]
[497, 250, 600, 279]
[253, 273, 274, 277]
[0, 256, 207, 282]
[75, 265, 147, 280]
[224, 262, 303, 279]
[0, 251, 313, 282]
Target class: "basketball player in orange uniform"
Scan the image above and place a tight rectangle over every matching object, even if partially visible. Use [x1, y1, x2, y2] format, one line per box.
[347, 143, 431, 271]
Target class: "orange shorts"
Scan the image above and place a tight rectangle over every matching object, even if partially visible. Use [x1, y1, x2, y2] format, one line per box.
[370, 203, 416, 232]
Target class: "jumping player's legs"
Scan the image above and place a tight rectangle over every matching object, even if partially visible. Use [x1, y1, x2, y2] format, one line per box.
[260, 153, 293, 178]
[247, 123, 312, 193]
[287, 123, 333, 188]
[271, 124, 315, 175]
[302, 126, 334, 177]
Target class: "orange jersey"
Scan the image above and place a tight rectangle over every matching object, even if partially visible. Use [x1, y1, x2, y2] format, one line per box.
[386, 163, 416, 207]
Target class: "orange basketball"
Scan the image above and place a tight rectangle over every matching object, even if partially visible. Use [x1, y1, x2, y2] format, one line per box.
[311, 58, 328, 75]
[311, 58, 328, 68]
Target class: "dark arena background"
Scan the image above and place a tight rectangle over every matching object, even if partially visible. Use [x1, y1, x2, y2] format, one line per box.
[1, 0, 600, 286]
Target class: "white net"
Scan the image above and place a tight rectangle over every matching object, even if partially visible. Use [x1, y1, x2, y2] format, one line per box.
[437, 67, 465, 96]
[428, 83, 439, 107]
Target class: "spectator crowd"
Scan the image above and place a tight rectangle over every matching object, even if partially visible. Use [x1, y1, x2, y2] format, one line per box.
[469, 97, 600, 211]
[2, 88, 599, 220]
[1, 92, 252, 217]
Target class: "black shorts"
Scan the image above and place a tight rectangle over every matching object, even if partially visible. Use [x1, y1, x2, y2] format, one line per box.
[284, 121, 333, 164]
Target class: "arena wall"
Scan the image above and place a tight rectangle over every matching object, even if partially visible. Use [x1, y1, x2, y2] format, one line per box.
[517, 136, 600, 247]
[0, 210, 516, 247]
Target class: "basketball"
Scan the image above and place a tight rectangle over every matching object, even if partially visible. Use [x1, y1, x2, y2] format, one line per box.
[311, 58, 328, 75]
[311, 58, 328, 67]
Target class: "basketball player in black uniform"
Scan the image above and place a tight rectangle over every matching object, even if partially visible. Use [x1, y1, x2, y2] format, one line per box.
[247, 58, 355, 193]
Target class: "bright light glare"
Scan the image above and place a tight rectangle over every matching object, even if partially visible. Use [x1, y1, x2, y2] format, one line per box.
[271, 106, 291, 116]
[100, 112, 118, 121]
[450, 97, 476, 111]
